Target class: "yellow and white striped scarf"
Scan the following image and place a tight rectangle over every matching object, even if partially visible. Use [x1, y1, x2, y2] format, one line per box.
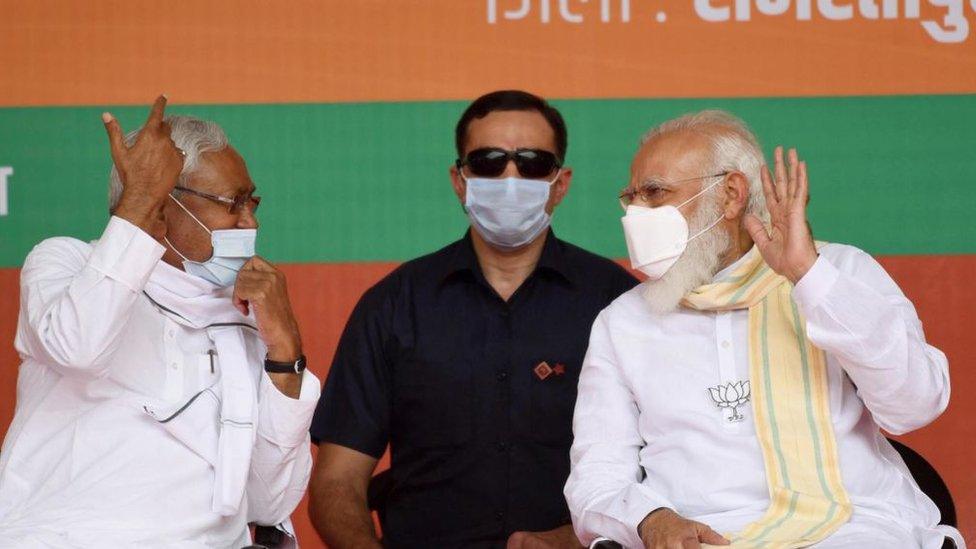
[682, 246, 851, 549]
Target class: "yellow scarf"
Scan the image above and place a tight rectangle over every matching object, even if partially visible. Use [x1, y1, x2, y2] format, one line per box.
[682, 246, 851, 548]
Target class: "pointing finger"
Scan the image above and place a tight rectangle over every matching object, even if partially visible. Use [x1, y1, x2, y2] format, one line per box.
[145, 94, 168, 130]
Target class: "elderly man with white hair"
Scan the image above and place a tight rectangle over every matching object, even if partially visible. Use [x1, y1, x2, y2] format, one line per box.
[564, 111, 962, 549]
[0, 96, 319, 547]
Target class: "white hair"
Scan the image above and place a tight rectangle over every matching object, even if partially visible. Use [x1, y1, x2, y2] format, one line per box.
[638, 110, 769, 312]
[640, 109, 769, 222]
[108, 115, 229, 211]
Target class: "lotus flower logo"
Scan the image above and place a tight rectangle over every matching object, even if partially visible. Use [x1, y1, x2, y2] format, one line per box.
[708, 380, 751, 422]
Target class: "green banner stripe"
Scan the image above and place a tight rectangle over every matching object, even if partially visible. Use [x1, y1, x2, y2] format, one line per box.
[1, 95, 974, 267]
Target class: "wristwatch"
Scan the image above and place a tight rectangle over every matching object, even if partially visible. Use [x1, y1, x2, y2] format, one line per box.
[264, 354, 307, 374]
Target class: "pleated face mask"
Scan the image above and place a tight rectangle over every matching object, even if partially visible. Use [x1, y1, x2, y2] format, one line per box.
[166, 194, 256, 287]
[462, 172, 560, 250]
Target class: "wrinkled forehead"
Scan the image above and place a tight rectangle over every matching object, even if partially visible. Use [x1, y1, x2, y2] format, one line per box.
[631, 130, 713, 183]
[185, 147, 255, 195]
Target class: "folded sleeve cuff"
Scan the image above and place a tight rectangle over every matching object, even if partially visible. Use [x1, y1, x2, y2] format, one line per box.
[258, 369, 321, 448]
[619, 486, 673, 547]
[791, 254, 840, 313]
[581, 484, 674, 549]
[88, 216, 166, 292]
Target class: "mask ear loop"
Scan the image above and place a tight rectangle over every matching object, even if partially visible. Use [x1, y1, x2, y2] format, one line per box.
[679, 175, 727, 242]
[546, 169, 562, 185]
[686, 211, 725, 242]
[675, 174, 726, 211]
[163, 236, 192, 263]
[165, 194, 214, 264]
[169, 194, 213, 236]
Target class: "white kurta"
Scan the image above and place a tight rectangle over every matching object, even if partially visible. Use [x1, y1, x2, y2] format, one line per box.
[565, 243, 961, 549]
[0, 217, 320, 548]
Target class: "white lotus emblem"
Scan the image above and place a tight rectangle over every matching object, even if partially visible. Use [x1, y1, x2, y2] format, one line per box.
[708, 380, 751, 422]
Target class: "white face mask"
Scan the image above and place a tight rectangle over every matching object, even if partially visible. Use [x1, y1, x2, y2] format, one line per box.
[166, 195, 256, 287]
[462, 171, 559, 251]
[621, 176, 724, 280]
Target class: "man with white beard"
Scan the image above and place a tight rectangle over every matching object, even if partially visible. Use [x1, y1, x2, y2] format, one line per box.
[564, 111, 963, 549]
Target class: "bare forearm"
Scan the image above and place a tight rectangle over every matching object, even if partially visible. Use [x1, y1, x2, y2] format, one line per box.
[309, 479, 381, 549]
[267, 372, 302, 399]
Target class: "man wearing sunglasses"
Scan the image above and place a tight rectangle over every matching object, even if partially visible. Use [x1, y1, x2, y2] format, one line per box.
[0, 96, 319, 546]
[309, 90, 637, 548]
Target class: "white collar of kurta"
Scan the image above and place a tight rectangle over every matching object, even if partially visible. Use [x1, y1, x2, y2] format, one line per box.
[144, 260, 258, 516]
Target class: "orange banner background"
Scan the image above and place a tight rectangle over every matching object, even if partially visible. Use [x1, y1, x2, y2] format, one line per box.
[1, 0, 975, 107]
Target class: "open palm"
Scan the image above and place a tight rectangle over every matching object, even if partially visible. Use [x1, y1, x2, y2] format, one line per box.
[743, 146, 819, 283]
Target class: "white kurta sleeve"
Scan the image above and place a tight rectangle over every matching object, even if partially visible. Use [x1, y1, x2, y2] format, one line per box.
[15, 216, 165, 377]
[246, 369, 321, 526]
[565, 310, 673, 549]
[792, 245, 950, 435]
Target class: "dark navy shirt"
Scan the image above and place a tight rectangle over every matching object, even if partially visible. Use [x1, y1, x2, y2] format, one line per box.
[310, 230, 637, 548]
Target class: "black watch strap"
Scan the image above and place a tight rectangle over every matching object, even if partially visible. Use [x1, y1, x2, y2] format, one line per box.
[264, 354, 306, 374]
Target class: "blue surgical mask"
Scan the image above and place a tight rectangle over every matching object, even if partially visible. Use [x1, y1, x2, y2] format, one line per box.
[462, 172, 559, 250]
[166, 195, 256, 287]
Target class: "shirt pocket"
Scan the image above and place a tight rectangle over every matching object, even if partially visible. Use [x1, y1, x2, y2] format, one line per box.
[529, 361, 578, 446]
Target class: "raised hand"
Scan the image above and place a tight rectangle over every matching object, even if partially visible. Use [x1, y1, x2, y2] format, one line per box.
[638, 508, 729, 549]
[743, 146, 819, 284]
[103, 95, 185, 239]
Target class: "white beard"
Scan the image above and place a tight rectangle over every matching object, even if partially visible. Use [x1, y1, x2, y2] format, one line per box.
[642, 196, 732, 314]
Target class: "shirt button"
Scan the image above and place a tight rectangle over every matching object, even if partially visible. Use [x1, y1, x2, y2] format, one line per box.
[721, 340, 730, 348]
[496, 372, 509, 381]
[170, 362, 179, 370]
[496, 442, 509, 452]
[494, 511, 505, 521]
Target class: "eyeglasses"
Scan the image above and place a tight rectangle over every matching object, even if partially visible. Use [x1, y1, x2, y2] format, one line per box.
[618, 172, 728, 209]
[174, 186, 261, 214]
[456, 148, 561, 179]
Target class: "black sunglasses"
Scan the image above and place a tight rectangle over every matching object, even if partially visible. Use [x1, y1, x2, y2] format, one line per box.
[456, 147, 562, 179]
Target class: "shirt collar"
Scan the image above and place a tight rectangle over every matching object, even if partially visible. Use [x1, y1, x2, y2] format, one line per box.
[439, 228, 576, 288]
[535, 229, 576, 286]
